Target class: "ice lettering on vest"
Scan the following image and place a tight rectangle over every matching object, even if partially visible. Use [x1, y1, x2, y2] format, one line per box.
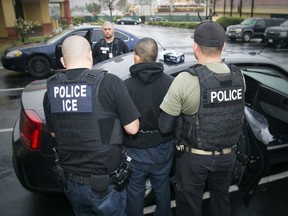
[49, 84, 92, 113]
[210, 88, 242, 103]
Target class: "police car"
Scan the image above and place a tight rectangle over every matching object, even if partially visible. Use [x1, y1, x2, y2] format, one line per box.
[1, 26, 140, 78]
[12, 49, 288, 206]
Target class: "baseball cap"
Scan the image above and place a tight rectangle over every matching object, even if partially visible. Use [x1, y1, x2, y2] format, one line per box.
[193, 21, 226, 47]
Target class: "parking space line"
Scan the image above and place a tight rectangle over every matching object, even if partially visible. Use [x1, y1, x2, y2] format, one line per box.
[0, 128, 13, 133]
[143, 170, 288, 215]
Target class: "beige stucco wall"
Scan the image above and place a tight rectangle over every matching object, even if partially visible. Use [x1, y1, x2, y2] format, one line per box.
[0, 0, 16, 38]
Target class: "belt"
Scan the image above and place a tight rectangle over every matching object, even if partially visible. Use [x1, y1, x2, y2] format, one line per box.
[65, 172, 113, 185]
[66, 172, 92, 184]
[177, 145, 232, 155]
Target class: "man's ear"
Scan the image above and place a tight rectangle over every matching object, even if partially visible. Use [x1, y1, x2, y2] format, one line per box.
[134, 53, 141, 64]
[88, 50, 93, 64]
[60, 57, 66, 68]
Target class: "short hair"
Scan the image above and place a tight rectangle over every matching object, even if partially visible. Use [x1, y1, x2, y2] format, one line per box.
[61, 35, 91, 62]
[102, 21, 114, 29]
[134, 37, 158, 62]
[197, 44, 223, 57]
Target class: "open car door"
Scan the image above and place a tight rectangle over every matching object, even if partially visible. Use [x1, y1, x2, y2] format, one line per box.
[233, 115, 269, 206]
[233, 62, 288, 206]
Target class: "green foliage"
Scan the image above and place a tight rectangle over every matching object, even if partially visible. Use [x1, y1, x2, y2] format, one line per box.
[216, 16, 244, 29]
[86, 2, 101, 16]
[73, 16, 85, 26]
[14, 18, 39, 42]
[147, 21, 198, 29]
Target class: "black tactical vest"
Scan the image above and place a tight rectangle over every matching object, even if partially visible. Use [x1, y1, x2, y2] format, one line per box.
[47, 69, 124, 153]
[174, 64, 245, 151]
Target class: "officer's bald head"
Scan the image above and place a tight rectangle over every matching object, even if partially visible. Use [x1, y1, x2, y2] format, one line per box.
[60, 35, 93, 69]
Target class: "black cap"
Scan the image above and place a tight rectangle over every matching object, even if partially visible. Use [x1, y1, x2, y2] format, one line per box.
[193, 21, 226, 47]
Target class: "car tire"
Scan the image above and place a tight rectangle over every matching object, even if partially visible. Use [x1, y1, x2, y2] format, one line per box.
[242, 32, 252, 42]
[121, 22, 124, 25]
[27, 56, 51, 78]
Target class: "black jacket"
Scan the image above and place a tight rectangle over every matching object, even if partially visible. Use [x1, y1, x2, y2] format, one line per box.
[124, 62, 173, 148]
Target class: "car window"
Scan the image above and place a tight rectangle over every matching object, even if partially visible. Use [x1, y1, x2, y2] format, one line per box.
[281, 20, 288, 27]
[91, 29, 103, 43]
[256, 20, 265, 27]
[241, 19, 257, 26]
[115, 31, 129, 42]
[241, 67, 288, 95]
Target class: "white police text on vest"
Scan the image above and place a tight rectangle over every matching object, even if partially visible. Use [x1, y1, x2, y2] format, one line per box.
[49, 84, 93, 113]
[210, 88, 243, 103]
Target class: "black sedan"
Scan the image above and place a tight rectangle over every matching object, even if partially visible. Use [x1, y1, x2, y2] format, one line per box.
[116, 17, 141, 25]
[12, 49, 288, 206]
[1, 26, 140, 78]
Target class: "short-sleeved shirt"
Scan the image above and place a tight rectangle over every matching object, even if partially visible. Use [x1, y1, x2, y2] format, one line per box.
[160, 62, 230, 116]
[43, 68, 140, 175]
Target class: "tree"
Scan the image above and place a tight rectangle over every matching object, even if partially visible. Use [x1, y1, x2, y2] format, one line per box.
[86, 2, 102, 16]
[102, 0, 118, 17]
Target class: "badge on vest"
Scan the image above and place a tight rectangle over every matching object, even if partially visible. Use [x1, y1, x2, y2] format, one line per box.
[48, 84, 93, 113]
[208, 87, 243, 103]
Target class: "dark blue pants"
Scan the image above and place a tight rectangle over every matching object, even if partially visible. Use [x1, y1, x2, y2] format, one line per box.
[173, 151, 236, 216]
[125, 144, 174, 216]
[64, 179, 126, 216]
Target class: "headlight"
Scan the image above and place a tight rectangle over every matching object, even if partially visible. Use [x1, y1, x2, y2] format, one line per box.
[279, 32, 288, 37]
[235, 28, 242, 33]
[5, 50, 23, 58]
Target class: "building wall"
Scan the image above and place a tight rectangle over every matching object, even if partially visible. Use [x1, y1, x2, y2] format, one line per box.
[214, 0, 288, 18]
[0, 0, 54, 39]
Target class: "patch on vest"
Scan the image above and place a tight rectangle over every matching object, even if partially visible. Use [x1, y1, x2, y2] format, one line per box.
[48, 84, 93, 113]
[208, 87, 243, 104]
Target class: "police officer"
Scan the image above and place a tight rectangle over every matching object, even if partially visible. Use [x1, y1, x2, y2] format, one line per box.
[124, 38, 174, 216]
[158, 21, 245, 216]
[92, 21, 129, 64]
[43, 35, 140, 216]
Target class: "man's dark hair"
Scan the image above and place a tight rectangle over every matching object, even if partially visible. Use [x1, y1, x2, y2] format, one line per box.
[197, 45, 223, 57]
[134, 37, 158, 62]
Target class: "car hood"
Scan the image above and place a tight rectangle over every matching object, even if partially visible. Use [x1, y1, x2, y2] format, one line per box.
[6, 41, 48, 52]
[228, 24, 248, 29]
[266, 26, 288, 32]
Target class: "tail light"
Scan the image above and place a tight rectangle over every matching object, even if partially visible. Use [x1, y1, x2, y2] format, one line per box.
[20, 109, 43, 150]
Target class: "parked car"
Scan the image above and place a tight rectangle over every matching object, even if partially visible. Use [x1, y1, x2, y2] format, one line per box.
[264, 20, 288, 47]
[149, 17, 167, 22]
[1, 26, 140, 78]
[226, 18, 286, 42]
[116, 17, 141, 25]
[12, 49, 288, 206]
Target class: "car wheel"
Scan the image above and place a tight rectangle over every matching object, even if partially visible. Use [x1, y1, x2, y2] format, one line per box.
[121, 22, 124, 25]
[242, 32, 252, 42]
[27, 56, 51, 78]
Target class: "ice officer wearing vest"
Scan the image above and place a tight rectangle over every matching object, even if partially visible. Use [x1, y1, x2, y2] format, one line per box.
[43, 35, 140, 216]
[124, 37, 174, 216]
[92, 21, 129, 64]
[158, 21, 245, 216]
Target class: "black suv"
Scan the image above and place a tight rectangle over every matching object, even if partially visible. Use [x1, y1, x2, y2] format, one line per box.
[226, 18, 286, 42]
[264, 20, 288, 47]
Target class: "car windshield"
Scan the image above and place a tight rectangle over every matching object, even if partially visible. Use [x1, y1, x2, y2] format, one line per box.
[45, 29, 72, 44]
[241, 19, 257, 26]
[280, 20, 288, 27]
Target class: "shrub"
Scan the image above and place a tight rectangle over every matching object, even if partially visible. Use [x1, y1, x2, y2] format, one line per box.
[15, 18, 39, 42]
[216, 16, 244, 29]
